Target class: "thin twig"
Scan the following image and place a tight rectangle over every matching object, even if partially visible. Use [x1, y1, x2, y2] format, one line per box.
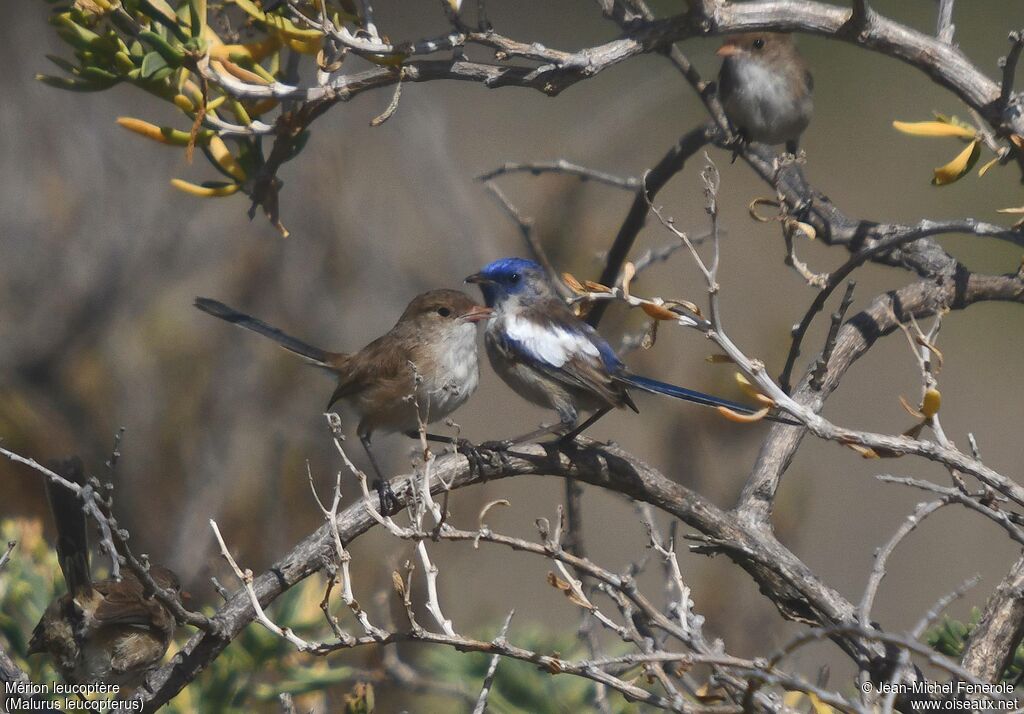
[876, 475, 1024, 547]
[809, 281, 856, 391]
[210, 519, 315, 651]
[471, 611, 514, 714]
[482, 181, 571, 300]
[0, 541, 15, 572]
[1001, 30, 1024, 106]
[778, 218, 1022, 393]
[935, 0, 955, 43]
[478, 160, 639, 189]
[587, 125, 713, 327]
[858, 500, 947, 628]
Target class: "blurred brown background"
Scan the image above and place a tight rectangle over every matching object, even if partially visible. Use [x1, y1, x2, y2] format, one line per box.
[2, 0, 1024, 704]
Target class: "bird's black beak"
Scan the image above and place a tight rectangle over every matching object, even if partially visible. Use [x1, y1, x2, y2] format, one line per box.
[465, 273, 495, 285]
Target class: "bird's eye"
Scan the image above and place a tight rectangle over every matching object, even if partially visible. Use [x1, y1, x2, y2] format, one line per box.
[509, 273, 521, 283]
[437, 307, 452, 317]
[752, 38, 765, 50]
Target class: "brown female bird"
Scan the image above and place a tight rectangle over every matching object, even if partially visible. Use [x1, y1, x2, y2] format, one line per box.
[195, 290, 492, 510]
[28, 458, 179, 688]
[717, 33, 813, 153]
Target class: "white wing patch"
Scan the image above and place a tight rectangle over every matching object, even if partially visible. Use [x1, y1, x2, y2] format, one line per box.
[504, 314, 599, 367]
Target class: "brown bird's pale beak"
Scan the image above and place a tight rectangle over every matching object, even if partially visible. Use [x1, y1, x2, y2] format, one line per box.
[461, 305, 493, 323]
[464, 273, 495, 285]
[716, 43, 742, 58]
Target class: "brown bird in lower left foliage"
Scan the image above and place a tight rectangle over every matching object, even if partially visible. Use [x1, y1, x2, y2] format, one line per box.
[28, 458, 180, 688]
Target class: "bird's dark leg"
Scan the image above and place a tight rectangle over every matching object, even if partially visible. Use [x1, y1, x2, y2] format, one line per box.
[486, 408, 579, 450]
[359, 433, 398, 515]
[558, 407, 612, 444]
[403, 431, 487, 475]
[405, 431, 460, 445]
[729, 129, 749, 163]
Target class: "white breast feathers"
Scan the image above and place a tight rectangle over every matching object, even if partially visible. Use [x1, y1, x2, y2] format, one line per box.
[502, 314, 599, 367]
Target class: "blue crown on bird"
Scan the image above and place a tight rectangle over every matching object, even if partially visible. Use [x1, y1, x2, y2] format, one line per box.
[465, 257, 551, 306]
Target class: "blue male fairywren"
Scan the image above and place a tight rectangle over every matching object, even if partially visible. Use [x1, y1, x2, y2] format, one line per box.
[466, 258, 796, 442]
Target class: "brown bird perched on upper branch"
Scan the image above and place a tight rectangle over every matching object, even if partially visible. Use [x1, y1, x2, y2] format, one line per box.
[717, 33, 813, 153]
[28, 458, 180, 688]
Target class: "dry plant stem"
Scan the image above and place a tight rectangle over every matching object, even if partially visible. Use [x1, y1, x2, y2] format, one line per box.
[877, 475, 1024, 546]
[858, 499, 947, 631]
[194, 3, 1024, 145]
[471, 611, 514, 714]
[478, 160, 639, 190]
[808, 281, 856, 391]
[630, 233, 712, 276]
[777, 218, 1023, 393]
[0, 541, 14, 571]
[961, 552, 1024, 682]
[587, 124, 713, 327]
[432, 516, 737, 707]
[642, 160, 1024, 524]
[735, 270, 1024, 527]
[651, 157, 1023, 705]
[200, 543, 692, 713]
[196, 497, 850, 712]
[566, 270, 1019, 518]
[132, 438, 901, 711]
[936, 0, 955, 43]
[307, 464, 385, 640]
[210, 519, 314, 651]
[1001, 31, 1024, 106]
[482, 181, 570, 300]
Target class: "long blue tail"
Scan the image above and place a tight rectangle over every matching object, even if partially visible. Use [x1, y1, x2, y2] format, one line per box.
[616, 373, 799, 425]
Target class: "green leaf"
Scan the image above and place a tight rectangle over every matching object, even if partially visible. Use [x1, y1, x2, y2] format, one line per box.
[188, 0, 207, 37]
[140, 51, 169, 79]
[36, 73, 109, 91]
[139, 29, 185, 65]
[136, 0, 191, 42]
[45, 54, 79, 74]
[149, 66, 175, 83]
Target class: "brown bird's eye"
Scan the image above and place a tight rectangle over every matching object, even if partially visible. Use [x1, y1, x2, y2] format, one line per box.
[437, 307, 452, 317]
[752, 38, 765, 50]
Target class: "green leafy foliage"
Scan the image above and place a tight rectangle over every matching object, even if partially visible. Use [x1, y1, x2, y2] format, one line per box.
[0, 519, 64, 685]
[37, 0, 327, 234]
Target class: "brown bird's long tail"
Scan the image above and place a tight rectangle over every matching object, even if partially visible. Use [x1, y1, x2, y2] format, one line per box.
[194, 297, 343, 369]
[45, 457, 93, 598]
